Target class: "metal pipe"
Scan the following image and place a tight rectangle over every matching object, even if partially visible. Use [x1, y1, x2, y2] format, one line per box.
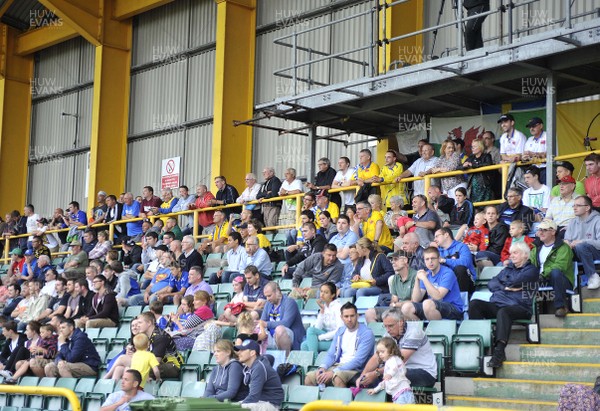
[545, 72, 556, 186]
[292, 32, 298, 95]
[457, 0, 464, 57]
[274, 43, 374, 75]
[565, 0, 572, 29]
[273, 40, 369, 67]
[508, 0, 513, 44]
[308, 125, 317, 182]
[381, 0, 387, 74]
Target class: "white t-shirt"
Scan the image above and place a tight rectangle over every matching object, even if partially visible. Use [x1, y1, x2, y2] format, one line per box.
[408, 157, 438, 196]
[538, 244, 553, 274]
[27, 214, 40, 240]
[360, 258, 373, 280]
[339, 328, 358, 365]
[500, 130, 527, 156]
[524, 132, 547, 154]
[280, 179, 304, 211]
[523, 185, 550, 211]
[333, 167, 357, 206]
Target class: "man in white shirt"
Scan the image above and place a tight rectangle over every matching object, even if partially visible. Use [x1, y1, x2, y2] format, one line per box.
[523, 167, 550, 220]
[278, 167, 304, 213]
[24, 205, 40, 249]
[332, 156, 357, 211]
[100, 369, 154, 411]
[498, 114, 526, 163]
[523, 117, 547, 183]
[399, 143, 438, 196]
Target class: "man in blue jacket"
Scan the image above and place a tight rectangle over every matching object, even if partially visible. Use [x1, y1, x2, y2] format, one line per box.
[434, 227, 476, 293]
[44, 318, 101, 377]
[235, 339, 284, 411]
[305, 302, 375, 387]
[260, 282, 305, 353]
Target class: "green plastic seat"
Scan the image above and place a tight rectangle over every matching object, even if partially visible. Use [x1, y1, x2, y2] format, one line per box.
[182, 381, 207, 398]
[425, 319, 457, 358]
[47, 377, 77, 410]
[451, 319, 492, 374]
[10, 376, 39, 407]
[367, 321, 386, 339]
[158, 380, 183, 397]
[321, 386, 353, 402]
[281, 385, 319, 410]
[29, 377, 56, 409]
[181, 350, 212, 386]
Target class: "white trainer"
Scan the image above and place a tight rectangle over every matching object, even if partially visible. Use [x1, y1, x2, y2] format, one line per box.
[587, 273, 600, 290]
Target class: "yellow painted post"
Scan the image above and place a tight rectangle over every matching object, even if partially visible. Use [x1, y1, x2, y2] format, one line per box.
[0, 25, 34, 214]
[424, 175, 431, 200]
[193, 210, 199, 240]
[212, 0, 256, 192]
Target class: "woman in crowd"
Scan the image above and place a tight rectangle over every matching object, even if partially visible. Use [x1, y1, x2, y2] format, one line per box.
[445, 187, 474, 240]
[317, 211, 337, 241]
[171, 290, 217, 351]
[368, 194, 385, 215]
[247, 220, 271, 249]
[469, 242, 538, 368]
[205, 339, 249, 402]
[384, 196, 407, 236]
[105, 319, 141, 380]
[7, 321, 48, 382]
[301, 282, 343, 352]
[463, 138, 494, 204]
[343, 238, 394, 298]
[475, 205, 509, 269]
[426, 140, 466, 200]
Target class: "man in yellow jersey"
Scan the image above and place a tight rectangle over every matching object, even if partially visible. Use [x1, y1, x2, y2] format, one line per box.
[379, 150, 407, 207]
[352, 149, 381, 185]
[351, 201, 394, 253]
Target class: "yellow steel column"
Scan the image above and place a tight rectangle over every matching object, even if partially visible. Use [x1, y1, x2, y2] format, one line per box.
[212, 0, 256, 191]
[0, 25, 34, 213]
[378, 0, 423, 155]
[87, 0, 131, 214]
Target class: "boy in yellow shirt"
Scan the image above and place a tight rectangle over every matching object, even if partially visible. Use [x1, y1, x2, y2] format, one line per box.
[130, 333, 161, 388]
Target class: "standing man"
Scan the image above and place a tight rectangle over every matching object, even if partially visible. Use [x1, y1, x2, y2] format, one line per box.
[211, 176, 241, 217]
[139, 186, 162, 218]
[399, 143, 438, 196]
[463, 0, 490, 51]
[103, 195, 124, 239]
[172, 185, 196, 231]
[498, 114, 526, 163]
[379, 150, 406, 207]
[564, 196, 600, 289]
[306, 158, 340, 208]
[584, 153, 600, 209]
[256, 167, 282, 229]
[121, 193, 143, 238]
[522, 117, 547, 182]
[236, 173, 262, 220]
[188, 184, 215, 235]
[332, 157, 356, 211]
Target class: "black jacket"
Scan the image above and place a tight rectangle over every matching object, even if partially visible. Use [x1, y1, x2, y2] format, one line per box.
[286, 235, 327, 267]
[353, 250, 395, 293]
[486, 223, 509, 255]
[256, 176, 283, 206]
[0, 333, 27, 372]
[122, 245, 143, 267]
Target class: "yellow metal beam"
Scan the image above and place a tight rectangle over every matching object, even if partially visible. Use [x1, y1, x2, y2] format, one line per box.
[15, 23, 78, 56]
[379, 0, 424, 73]
[211, 0, 256, 191]
[0, 24, 34, 214]
[113, 0, 174, 20]
[38, 0, 101, 46]
[87, 0, 131, 214]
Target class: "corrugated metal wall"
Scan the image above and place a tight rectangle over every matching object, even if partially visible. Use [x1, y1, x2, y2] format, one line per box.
[28, 38, 95, 217]
[253, 0, 376, 179]
[127, 0, 216, 193]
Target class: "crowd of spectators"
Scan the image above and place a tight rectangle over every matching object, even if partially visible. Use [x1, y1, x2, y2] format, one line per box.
[0, 113, 598, 407]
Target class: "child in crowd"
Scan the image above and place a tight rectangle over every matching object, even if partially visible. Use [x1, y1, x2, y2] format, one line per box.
[130, 333, 160, 388]
[234, 311, 267, 355]
[149, 300, 168, 330]
[168, 295, 193, 331]
[464, 212, 490, 253]
[217, 276, 245, 325]
[367, 337, 414, 404]
[500, 220, 535, 266]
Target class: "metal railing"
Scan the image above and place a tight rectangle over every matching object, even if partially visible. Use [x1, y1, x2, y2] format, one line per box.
[0, 385, 81, 411]
[3, 148, 598, 264]
[273, 0, 594, 97]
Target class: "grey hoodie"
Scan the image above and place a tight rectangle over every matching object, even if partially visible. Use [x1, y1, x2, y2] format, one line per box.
[564, 210, 600, 250]
[205, 359, 247, 402]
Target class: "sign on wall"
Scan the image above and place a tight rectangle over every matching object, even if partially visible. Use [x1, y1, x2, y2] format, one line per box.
[161, 157, 181, 189]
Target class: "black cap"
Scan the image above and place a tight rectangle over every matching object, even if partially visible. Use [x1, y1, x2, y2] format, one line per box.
[525, 117, 543, 128]
[497, 114, 515, 123]
[554, 160, 574, 173]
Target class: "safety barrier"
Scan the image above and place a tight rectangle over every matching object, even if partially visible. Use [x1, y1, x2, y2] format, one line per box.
[2, 148, 597, 263]
[0, 385, 81, 411]
[301, 400, 516, 410]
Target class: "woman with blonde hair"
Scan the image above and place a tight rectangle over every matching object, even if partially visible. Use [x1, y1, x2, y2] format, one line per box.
[205, 339, 248, 402]
[342, 238, 394, 298]
[425, 140, 466, 200]
[463, 138, 493, 203]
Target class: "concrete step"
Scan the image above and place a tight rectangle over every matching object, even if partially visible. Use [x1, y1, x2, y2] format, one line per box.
[539, 313, 600, 329]
[497, 361, 600, 382]
[541, 327, 600, 344]
[471, 377, 593, 402]
[583, 298, 600, 312]
[446, 395, 556, 411]
[519, 344, 600, 364]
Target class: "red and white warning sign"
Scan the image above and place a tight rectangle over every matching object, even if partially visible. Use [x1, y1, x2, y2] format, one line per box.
[161, 156, 181, 189]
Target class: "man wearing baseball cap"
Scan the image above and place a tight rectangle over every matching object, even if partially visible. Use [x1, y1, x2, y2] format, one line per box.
[498, 114, 526, 163]
[531, 219, 574, 317]
[234, 339, 284, 410]
[545, 175, 578, 237]
[63, 240, 89, 280]
[550, 161, 586, 198]
[522, 117, 548, 183]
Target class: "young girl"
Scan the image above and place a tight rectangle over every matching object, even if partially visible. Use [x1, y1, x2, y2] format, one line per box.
[168, 295, 193, 331]
[367, 337, 415, 404]
[234, 311, 267, 354]
[464, 212, 490, 253]
[217, 276, 245, 324]
[500, 220, 534, 266]
[172, 290, 215, 351]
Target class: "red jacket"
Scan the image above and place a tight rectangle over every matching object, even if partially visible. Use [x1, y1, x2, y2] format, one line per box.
[190, 192, 216, 227]
[500, 236, 535, 262]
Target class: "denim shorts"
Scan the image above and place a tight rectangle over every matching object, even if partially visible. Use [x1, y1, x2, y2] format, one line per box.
[413, 300, 463, 320]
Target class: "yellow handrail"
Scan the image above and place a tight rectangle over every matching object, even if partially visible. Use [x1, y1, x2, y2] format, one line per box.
[0, 385, 81, 411]
[301, 400, 517, 411]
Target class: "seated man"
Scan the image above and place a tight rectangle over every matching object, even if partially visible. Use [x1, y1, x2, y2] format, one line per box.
[16, 280, 49, 331]
[259, 282, 306, 353]
[402, 195, 442, 249]
[531, 219, 574, 317]
[77, 275, 119, 328]
[351, 201, 394, 254]
[45, 318, 101, 378]
[136, 311, 182, 379]
[433, 228, 476, 293]
[234, 339, 284, 411]
[243, 265, 268, 320]
[209, 232, 246, 284]
[100, 369, 155, 411]
[402, 247, 463, 321]
[240, 236, 272, 279]
[357, 308, 438, 388]
[290, 244, 344, 300]
[2, 284, 23, 318]
[365, 251, 416, 323]
[62, 240, 89, 280]
[282, 222, 326, 279]
[198, 210, 229, 255]
[0, 320, 28, 379]
[305, 302, 374, 388]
